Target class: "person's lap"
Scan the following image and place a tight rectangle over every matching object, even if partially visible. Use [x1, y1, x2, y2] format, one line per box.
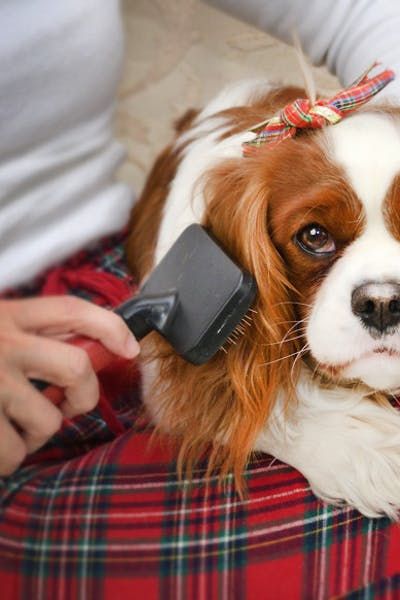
[0, 233, 399, 599]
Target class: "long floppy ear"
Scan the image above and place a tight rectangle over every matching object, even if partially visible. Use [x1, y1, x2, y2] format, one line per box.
[144, 156, 301, 489]
[201, 158, 301, 478]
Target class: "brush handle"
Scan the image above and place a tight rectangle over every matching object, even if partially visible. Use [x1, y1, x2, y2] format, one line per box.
[35, 291, 179, 405]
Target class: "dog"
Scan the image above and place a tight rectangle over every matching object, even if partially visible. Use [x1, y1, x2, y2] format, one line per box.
[126, 68, 400, 518]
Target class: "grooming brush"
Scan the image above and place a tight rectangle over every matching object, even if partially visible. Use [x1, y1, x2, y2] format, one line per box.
[37, 224, 257, 405]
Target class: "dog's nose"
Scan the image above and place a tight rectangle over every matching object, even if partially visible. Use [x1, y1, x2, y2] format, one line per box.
[351, 282, 400, 335]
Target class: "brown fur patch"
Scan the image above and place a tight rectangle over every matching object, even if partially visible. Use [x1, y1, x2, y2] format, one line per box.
[384, 173, 400, 241]
[217, 86, 308, 140]
[261, 135, 364, 323]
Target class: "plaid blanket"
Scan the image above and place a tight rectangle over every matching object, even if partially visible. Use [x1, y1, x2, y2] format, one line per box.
[1, 234, 400, 600]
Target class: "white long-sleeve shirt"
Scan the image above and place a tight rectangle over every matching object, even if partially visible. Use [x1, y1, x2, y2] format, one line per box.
[0, 0, 133, 290]
[205, 0, 400, 100]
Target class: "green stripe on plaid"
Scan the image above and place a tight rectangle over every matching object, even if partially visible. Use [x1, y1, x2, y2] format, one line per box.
[345, 574, 400, 599]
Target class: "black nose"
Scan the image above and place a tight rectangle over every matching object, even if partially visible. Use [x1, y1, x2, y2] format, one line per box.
[351, 282, 400, 335]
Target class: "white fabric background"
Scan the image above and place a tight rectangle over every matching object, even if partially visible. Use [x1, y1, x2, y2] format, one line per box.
[117, 0, 340, 193]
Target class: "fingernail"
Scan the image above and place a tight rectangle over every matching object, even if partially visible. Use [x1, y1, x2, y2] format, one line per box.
[124, 334, 140, 357]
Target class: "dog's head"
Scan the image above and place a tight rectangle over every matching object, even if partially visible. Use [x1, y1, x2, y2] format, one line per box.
[210, 106, 400, 394]
[129, 80, 400, 485]
[293, 113, 400, 392]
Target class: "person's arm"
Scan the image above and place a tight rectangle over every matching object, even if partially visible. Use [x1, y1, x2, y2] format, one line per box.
[204, 0, 400, 100]
[0, 296, 139, 476]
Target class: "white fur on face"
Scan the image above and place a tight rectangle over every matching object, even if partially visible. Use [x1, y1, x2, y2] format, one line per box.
[307, 113, 400, 391]
[154, 79, 271, 265]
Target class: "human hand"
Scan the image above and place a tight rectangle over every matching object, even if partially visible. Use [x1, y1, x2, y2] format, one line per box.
[0, 296, 140, 476]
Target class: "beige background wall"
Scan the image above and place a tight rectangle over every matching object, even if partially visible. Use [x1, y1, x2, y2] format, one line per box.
[117, 0, 339, 194]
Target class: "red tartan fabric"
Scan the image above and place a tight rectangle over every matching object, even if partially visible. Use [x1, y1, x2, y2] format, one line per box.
[1, 233, 400, 599]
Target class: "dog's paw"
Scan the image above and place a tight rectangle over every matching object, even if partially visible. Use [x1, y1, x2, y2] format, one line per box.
[256, 388, 400, 519]
[295, 414, 400, 519]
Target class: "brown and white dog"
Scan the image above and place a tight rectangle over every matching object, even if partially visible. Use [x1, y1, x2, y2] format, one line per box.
[127, 77, 400, 519]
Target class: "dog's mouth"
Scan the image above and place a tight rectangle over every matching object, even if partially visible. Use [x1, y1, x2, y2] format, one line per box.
[372, 346, 400, 356]
[316, 346, 400, 380]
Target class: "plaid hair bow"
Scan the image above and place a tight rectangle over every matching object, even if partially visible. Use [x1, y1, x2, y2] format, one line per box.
[242, 63, 395, 156]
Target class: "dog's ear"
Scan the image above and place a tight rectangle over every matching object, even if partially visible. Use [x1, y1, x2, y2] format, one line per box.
[201, 159, 301, 478]
[146, 157, 301, 489]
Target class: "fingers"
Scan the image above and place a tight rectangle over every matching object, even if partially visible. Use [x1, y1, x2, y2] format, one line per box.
[0, 416, 27, 476]
[3, 296, 140, 359]
[0, 295, 140, 476]
[1, 373, 63, 453]
[11, 333, 100, 419]
[0, 329, 102, 477]
[0, 371, 64, 476]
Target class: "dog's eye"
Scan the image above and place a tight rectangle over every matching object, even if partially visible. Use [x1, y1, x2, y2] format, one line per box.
[295, 223, 336, 257]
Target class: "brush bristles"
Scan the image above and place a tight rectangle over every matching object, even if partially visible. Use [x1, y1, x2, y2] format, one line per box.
[222, 312, 254, 350]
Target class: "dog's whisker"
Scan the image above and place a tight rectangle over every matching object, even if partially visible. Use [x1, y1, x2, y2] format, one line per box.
[280, 318, 309, 331]
[277, 332, 307, 348]
[272, 300, 313, 308]
[266, 334, 306, 347]
[261, 323, 308, 344]
[285, 323, 307, 335]
[291, 343, 310, 373]
[261, 333, 305, 348]
[282, 320, 309, 338]
[275, 317, 309, 325]
[260, 345, 309, 367]
[280, 325, 308, 344]
[281, 334, 306, 345]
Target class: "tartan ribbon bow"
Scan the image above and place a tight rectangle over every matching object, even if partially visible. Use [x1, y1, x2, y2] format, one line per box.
[242, 63, 395, 156]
